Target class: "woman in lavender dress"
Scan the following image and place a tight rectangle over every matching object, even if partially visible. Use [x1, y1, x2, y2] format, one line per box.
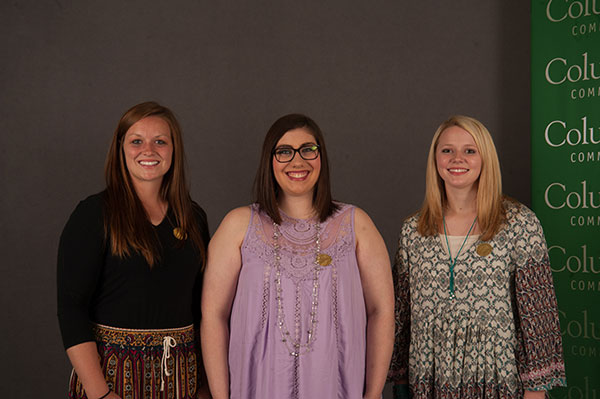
[201, 114, 394, 399]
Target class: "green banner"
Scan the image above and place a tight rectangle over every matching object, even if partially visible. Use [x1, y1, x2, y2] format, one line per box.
[531, 1, 600, 397]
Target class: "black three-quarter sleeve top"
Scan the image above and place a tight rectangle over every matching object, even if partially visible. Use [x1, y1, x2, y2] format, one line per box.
[57, 192, 209, 350]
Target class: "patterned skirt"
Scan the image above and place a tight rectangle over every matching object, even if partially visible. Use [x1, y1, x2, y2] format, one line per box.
[69, 324, 198, 399]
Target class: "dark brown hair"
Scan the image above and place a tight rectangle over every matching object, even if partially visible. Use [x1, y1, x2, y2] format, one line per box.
[104, 101, 206, 266]
[253, 113, 339, 224]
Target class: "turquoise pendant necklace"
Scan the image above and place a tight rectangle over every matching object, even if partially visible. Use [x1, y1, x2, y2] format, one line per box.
[443, 215, 477, 299]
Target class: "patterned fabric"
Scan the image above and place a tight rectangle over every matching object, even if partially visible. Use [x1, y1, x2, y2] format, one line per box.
[388, 201, 566, 398]
[69, 324, 197, 399]
[228, 203, 367, 399]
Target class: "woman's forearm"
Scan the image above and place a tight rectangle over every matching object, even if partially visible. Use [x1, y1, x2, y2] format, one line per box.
[201, 315, 231, 399]
[66, 341, 111, 398]
[363, 309, 395, 399]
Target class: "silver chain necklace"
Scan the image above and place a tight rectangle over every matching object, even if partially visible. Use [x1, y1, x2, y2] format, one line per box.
[273, 221, 321, 357]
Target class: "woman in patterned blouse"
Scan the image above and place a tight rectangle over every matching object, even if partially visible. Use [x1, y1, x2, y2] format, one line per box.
[388, 115, 566, 399]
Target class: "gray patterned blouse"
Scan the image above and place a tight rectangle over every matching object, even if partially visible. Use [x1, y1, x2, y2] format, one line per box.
[388, 200, 566, 398]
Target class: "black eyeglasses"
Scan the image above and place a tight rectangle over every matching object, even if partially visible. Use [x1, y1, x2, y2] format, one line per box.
[272, 144, 320, 163]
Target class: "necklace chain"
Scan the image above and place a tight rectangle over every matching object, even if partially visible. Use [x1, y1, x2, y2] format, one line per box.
[273, 221, 321, 357]
[443, 215, 477, 299]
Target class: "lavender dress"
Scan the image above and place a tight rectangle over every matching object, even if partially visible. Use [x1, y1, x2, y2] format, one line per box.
[229, 203, 366, 399]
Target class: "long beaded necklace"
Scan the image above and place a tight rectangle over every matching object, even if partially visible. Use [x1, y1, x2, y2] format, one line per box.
[272, 221, 322, 357]
[443, 215, 477, 299]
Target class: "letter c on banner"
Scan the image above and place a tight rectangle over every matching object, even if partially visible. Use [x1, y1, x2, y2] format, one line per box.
[545, 182, 566, 209]
[546, 0, 568, 22]
[546, 57, 567, 84]
[545, 120, 567, 147]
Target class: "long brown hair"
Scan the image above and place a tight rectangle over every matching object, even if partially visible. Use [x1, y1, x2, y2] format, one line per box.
[253, 113, 339, 224]
[417, 115, 505, 241]
[104, 101, 205, 266]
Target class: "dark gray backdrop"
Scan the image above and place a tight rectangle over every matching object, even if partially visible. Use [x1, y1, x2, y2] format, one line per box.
[0, 1, 530, 397]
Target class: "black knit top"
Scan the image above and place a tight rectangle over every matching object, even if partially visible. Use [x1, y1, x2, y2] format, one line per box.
[57, 192, 209, 349]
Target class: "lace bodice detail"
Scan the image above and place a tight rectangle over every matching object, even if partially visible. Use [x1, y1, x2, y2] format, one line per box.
[242, 203, 355, 282]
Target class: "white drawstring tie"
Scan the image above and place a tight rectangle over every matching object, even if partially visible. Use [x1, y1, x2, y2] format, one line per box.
[160, 336, 177, 392]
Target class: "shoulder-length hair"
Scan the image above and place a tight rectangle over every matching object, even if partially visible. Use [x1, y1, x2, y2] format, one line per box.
[104, 101, 206, 267]
[253, 113, 339, 224]
[417, 115, 505, 241]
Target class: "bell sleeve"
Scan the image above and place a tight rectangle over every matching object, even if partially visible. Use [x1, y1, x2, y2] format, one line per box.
[513, 206, 567, 391]
[387, 222, 411, 383]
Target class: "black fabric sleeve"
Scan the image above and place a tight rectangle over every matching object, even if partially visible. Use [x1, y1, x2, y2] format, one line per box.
[192, 203, 210, 328]
[56, 194, 106, 349]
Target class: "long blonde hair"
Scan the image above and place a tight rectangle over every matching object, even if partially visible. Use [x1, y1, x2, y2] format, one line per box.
[417, 115, 505, 241]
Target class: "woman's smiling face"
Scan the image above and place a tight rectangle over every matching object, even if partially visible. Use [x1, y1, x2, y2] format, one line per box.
[435, 125, 482, 193]
[122, 116, 173, 188]
[272, 127, 321, 199]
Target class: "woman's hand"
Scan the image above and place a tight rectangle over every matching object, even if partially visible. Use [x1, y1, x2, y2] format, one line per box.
[524, 390, 546, 399]
[66, 342, 113, 399]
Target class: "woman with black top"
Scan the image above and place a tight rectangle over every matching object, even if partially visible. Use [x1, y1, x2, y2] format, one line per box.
[57, 102, 210, 399]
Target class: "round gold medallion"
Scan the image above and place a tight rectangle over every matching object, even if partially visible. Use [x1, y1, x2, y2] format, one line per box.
[317, 253, 332, 266]
[476, 243, 492, 257]
[173, 227, 187, 240]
